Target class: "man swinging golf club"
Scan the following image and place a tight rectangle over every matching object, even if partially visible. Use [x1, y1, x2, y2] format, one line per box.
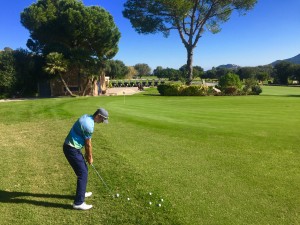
[63, 108, 109, 210]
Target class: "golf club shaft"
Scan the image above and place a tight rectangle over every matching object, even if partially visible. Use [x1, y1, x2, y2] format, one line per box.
[91, 164, 112, 194]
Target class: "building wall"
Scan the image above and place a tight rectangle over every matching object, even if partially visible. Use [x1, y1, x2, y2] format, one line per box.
[50, 69, 93, 96]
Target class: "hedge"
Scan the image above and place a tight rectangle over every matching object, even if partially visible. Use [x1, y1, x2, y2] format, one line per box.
[157, 83, 208, 96]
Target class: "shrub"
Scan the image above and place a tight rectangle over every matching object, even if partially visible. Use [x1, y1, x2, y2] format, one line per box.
[243, 78, 262, 95]
[251, 85, 262, 95]
[243, 78, 257, 94]
[224, 86, 238, 95]
[218, 73, 242, 94]
[180, 85, 207, 96]
[157, 83, 181, 96]
[157, 84, 165, 95]
[157, 83, 208, 96]
[157, 79, 260, 96]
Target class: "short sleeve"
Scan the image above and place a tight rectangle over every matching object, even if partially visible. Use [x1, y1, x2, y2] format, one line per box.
[80, 115, 94, 139]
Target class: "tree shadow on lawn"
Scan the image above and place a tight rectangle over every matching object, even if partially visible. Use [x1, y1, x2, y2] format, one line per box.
[261, 94, 300, 97]
[140, 93, 161, 96]
[0, 190, 74, 210]
[286, 94, 300, 97]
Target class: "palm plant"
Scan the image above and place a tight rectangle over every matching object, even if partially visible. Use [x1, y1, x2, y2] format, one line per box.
[44, 52, 76, 96]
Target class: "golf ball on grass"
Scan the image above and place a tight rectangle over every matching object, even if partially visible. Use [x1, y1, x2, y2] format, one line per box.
[158, 204, 161, 207]
[127, 198, 130, 201]
[149, 202, 152, 205]
[116, 193, 120, 198]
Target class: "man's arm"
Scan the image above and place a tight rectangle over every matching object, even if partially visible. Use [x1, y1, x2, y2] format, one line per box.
[85, 138, 93, 165]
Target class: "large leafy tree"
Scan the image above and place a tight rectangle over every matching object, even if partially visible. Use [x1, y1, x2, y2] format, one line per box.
[153, 66, 181, 80]
[237, 67, 256, 80]
[13, 49, 39, 96]
[123, 0, 257, 84]
[274, 61, 292, 85]
[125, 66, 138, 79]
[21, 0, 120, 94]
[0, 48, 41, 98]
[134, 63, 151, 78]
[0, 49, 16, 96]
[105, 60, 129, 79]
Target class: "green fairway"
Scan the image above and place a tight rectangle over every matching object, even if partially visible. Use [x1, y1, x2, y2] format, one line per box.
[261, 85, 300, 96]
[0, 86, 299, 225]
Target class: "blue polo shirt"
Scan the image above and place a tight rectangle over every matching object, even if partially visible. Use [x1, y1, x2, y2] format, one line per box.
[64, 114, 94, 149]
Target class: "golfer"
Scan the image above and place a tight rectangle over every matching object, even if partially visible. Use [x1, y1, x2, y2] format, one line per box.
[63, 108, 109, 210]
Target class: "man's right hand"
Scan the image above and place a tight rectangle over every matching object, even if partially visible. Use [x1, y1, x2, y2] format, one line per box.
[84, 152, 93, 165]
[86, 154, 93, 165]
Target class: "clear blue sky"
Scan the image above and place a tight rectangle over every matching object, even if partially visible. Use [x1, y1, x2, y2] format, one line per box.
[1, 0, 299, 70]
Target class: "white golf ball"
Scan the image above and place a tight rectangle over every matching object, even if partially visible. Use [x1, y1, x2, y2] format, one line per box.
[149, 192, 152, 195]
[149, 202, 152, 205]
[116, 193, 120, 198]
[160, 199, 164, 202]
[127, 198, 130, 201]
[158, 204, 161, 207]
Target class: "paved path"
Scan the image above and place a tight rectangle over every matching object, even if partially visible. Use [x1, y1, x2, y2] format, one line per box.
[0, 87, 142, 102]
[0, 98, 35, 103]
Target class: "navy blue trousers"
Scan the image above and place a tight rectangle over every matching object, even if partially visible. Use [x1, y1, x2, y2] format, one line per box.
[63, 143, 88, 205]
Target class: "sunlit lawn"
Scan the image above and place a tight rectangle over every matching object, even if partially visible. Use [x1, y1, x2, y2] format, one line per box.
[0, 86, 299, 224]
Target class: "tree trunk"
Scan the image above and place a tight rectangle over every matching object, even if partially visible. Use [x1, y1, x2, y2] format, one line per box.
[92, 77, 98, 96]
[59, 74, 76, 97]
[100, 71, 107, 94]
[186, 47, 194, 85]
[82, 77, 92, 96]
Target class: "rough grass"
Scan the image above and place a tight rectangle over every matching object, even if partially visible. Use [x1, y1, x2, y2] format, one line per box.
[0, 86, 299, 225]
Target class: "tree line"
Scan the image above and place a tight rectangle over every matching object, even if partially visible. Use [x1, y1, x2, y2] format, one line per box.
[153, 62, 300, 85]
[1, 44, 300, 98]
[202, 62, 300, 85]
[0, 47, 152, 98]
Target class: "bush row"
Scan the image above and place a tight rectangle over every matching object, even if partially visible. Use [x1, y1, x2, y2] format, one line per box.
[157, 83, 208, 96]
[157, 82, 262, 96]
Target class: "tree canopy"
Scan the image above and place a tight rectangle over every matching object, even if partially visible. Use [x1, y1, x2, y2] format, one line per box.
[21, 0, 120, 61]
[105, 60, 129, 79]
[134, 63, 151, 77]
[21, 0, 121, 95]
[123, 0, 257, 84]
[0, 50, 16, 95]
[0, 48, 39, 97]
[274, 61, 292, 85]
[153, 66, 182, 80]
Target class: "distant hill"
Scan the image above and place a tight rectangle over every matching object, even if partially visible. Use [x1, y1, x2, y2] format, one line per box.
[211, 54, 300, 70]
[216, 64, 240, 69]
[271, 53, 300, 66]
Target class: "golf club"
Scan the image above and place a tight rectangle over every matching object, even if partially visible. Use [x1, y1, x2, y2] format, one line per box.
[91, 164, 113, 195]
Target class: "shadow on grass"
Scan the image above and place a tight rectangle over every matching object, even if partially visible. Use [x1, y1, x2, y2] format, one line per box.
[286, 94, 300, 97]
[0, 190, 73, 209]
[261, 94, 300, 97]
